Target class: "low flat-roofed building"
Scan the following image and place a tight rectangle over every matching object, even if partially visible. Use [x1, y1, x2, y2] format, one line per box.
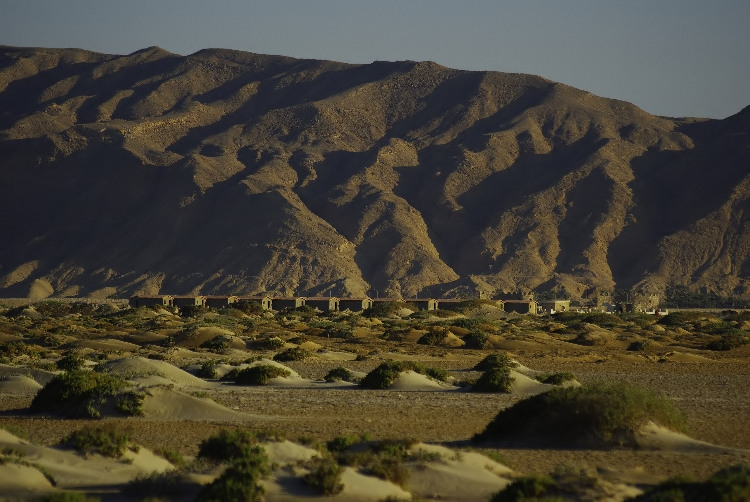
[272, 297, 306, 310]
[339, 298, 374, 312]
[305, 297, 340, 311]
[539, 299, 570, 314]
[406, 298, 439, 311]
[503, 299, 539, 315]
[128, 295, 174, 308]
[172, 295, 207, 307]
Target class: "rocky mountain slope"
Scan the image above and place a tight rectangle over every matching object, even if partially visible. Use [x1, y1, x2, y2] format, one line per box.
[0, 45, 748, 300]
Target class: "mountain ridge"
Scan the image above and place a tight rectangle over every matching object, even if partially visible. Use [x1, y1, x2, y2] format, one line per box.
[0, 46, 748, 301]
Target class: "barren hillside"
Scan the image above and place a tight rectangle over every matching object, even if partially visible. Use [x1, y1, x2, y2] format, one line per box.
[0, 45, 748, 300]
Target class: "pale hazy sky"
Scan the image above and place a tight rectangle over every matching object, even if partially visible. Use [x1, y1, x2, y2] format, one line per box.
[1, 0, 748, 119]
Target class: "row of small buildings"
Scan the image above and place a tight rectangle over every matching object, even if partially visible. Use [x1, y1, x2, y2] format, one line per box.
[128, 295, 572, 315]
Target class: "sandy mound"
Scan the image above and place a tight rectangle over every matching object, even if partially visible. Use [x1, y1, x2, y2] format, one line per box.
[0, 429, 172, 491]
[339, 466, 412, 501]
[262, 440, 319, 466]
[0, 463, 55, 499]
[408, 443, 512, 501]
[509, 370, 555, 394]
[635, 422, 750, 455]
[70, 337, 140, 351]
[316, 350, 357, 361]
[102, 357, 213, 388]
[390, 370, 456, 391]
[141, 386, 250, 421]
[174, 326, 239, 348]
[0, 364, 57, 386]
[0, 374, 43, 394]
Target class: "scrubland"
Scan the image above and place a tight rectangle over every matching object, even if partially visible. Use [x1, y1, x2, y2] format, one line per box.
[0, 299, 748, 501]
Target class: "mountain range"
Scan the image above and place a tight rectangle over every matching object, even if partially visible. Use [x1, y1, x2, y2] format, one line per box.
[1, 45, 748, 301]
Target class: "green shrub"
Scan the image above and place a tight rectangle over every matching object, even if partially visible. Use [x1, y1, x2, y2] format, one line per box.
[706, 332, 748, 351]
[196, 444, 269, 502]
[631, 463, 750, 501]
[303, 456, 344, 495]
[126, 470, 186, 499]
[178, 305, 207, 318]
[114, 391, 145, 416]
[463, 330, 490, 349]
[197, 360, 219, 379]
[475, 352, 517, 371]
[472, 367, 514, 393]
[201, 337, 230, 352]
[627, 340, 651, 351]
[61, 425, 132, 458]
[359, 360, 447, 389]
[258, 336, 285, 350]
[363, 301, 403, 317]
[232, 300, 264, 315]
[220, 367, 242, 382]
[490, 474, 557, 502]
[324, 367, 356, 383]
[198, 429, 259, 463]
[535, 372, 577, 385]
[323, 324, 355, 339]
[56, 351, 85, 371]
[327, 434, 361, 452]
[234, 365, 291, 385]
[417, 327, 446, 346]
[273, 347, 311, 362]
[475, 381, 687, 447]
[31, 369, 126, 418]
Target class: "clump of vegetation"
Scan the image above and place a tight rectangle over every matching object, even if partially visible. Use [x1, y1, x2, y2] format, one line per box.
[232, 300, 265, 315]
[359, 360, 449, 389]
[706, 332, 749, 351]
[201, 336, 230, 353]
[490, 466, 599, 502]
[302, 456, 344, 495]
[197, 360, 219, 379]
[198, 429, 259, 462]
[56, 351, 85, 371]
[490, 474, 557, 502]
[114, 391, 145, 416]
[627, 339, 651, 351]
[61, 425, 134, 459]
[335, 439, 417, 487]
[475, 381, 687, 448]
[472, 367, 515, 393]
[535, 372, 577, 385]
[197, 445, 270, 502]
[273, 347, 311, 362]
[363, 301, 404, 317]
[257, 336, 285, 350]
[324, 366, 357, 383]
[463, 330, 490, 349]
[475, 352, 518, 371]
[472, 352, 518, 393]
[631, 463, 750, 502]
[233, 365, 291, 385]
[30, 369, 128, 418]
[196, 429, 270, 502]
[127, 470, 187, 500]
[323, 324, 355, 339]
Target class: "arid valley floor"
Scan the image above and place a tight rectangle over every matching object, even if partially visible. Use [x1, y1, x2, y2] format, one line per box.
[0, 299, 748, 501]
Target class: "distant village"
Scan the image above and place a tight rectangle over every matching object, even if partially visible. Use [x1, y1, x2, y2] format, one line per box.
[129, 290, 668, 315]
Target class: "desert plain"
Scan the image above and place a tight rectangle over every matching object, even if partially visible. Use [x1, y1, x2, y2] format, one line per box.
[0, 298, 748, 501]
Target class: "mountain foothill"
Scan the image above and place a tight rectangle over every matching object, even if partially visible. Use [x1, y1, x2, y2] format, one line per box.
[0, 45, 748, 301]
